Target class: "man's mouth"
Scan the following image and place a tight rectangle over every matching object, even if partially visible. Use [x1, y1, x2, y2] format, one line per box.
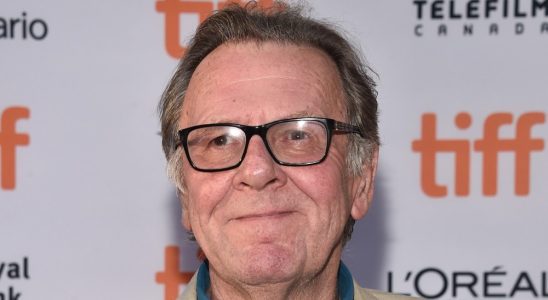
[234, 211, 294, 221]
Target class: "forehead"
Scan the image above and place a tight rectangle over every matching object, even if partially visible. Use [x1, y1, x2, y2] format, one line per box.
[181, 41, 346, 127]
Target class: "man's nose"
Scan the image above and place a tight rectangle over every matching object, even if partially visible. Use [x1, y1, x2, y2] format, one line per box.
[232, 135, 287, 191]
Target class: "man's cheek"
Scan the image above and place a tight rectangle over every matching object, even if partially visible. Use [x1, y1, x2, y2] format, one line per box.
[292, 167, 343, 195]
[188, 181, 228, 218]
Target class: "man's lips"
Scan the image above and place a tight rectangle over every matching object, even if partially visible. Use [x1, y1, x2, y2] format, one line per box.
[233, 211, 294, 221]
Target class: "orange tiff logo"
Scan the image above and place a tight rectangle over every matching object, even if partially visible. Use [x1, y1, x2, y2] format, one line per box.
[412, 112, 545, 197]
[1, 106, 30, 191]
[155, 246, 194, 300]
[156, 0, 274, 58]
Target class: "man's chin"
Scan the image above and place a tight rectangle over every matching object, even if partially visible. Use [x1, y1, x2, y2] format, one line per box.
[233, 244, 303, 285]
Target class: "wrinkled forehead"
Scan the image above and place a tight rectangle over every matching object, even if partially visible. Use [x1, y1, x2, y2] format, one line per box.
[180, 41, 347, 126]
[191, 41, 343, 90]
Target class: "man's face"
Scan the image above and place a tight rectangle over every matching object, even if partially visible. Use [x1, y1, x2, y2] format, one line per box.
[179, 42, 375, 286]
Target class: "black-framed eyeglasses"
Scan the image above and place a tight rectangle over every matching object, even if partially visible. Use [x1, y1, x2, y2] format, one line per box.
[178, 117, 363, 172]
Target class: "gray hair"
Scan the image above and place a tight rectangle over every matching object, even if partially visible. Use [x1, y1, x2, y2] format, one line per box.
[159, 2, 379, 244]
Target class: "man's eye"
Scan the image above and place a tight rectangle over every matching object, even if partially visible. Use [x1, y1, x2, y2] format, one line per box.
[211, 135, 230, 146]
[288, 130, 309, 141]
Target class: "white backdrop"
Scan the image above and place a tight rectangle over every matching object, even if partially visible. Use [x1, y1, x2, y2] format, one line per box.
[1, 1, 547, 299]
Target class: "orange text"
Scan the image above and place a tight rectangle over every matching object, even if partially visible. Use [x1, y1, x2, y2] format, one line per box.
[156, 246, 194, 300]
[412, 112, 545, 197]
[1, 106, 30, 190]
[156, 0, 274, 58]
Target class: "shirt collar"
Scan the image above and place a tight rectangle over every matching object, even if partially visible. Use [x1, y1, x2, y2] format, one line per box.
[196, 261, 354, 300]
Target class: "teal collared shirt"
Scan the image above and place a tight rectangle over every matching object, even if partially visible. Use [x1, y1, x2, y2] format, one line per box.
[195, 261, 354, 300]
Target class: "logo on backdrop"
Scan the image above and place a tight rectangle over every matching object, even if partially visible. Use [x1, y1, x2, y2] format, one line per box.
[412, 0, 548, 37]
[388, 266, 548, 299]
[0, 12, 48, 41]
[156, 246, 206, 300]
[412, 112, 545, 197]
[1, 106, 30, 191]
[156, 0, 274, 59]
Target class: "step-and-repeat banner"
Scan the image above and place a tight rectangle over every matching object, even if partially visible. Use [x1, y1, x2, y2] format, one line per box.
[1, 1, 547, 299]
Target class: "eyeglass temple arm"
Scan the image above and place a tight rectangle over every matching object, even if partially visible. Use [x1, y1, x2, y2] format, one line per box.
[333, 121, 364, 137]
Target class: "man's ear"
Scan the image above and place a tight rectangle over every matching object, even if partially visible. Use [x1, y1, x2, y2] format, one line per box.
[178, 187, 192, 231]
[350, 146, 379, 221]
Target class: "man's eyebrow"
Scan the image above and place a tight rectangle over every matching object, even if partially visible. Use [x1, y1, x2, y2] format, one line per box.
[282, 111, 318, 119]
[209, 111, 318, 124]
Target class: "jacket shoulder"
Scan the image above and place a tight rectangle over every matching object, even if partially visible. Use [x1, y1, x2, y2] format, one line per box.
[178, 271, 198, 300]
[355, 281, 420, 300]
[362, 288, 420, 299]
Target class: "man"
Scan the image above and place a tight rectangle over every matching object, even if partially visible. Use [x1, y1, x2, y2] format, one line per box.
[159, 2, 417, 300]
